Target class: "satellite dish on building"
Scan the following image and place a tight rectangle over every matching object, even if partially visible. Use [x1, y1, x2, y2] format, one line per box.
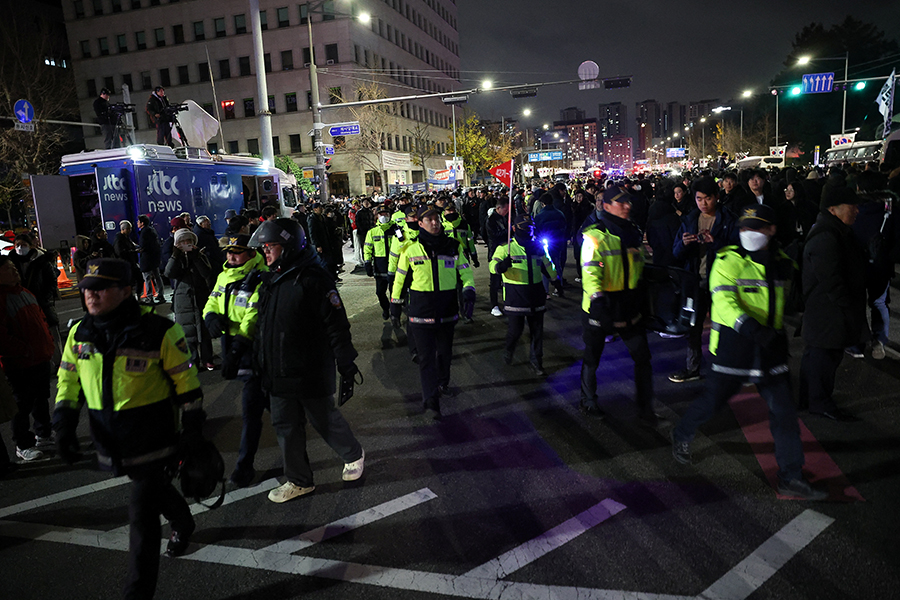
[578, 61, 601, 90]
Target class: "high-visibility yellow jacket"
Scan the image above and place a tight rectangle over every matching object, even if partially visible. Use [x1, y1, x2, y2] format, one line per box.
[364, 221, 400, 276]
[56, 299, 202, 472]
[391, 233, 475, 324]
[203, 252, 267, 340]
[443, 214, 478, 261]
[389, 228, 418, 277]
[490, 239, 556, 313]
[708, 245, 795, 380]
[580, 219, 647, 327]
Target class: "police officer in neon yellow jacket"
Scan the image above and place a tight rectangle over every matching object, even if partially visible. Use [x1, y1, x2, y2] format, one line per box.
[52, 258, 204, 598]
[491, 214, 559, 375]
[364, 205, 400, 320]
[580, 186, 656, 423]
[203, 233, 268, 487]
[670, 205, 826, 500]
[391, 205, 475, 419]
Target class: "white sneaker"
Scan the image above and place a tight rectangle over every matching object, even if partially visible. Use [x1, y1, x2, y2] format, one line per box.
[342, 449, 365, 481]
[491, 306, 503, 317]
[16, 447, 45, 461]
[872, 341, 886, 360]
[35, 435, 54, 448]
[267, 481, 315, 503]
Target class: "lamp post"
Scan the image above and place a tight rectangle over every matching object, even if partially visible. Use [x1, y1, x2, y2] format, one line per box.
[248, 0, 274, 167]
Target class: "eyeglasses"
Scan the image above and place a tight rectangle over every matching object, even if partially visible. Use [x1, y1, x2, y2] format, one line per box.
[260, 243, 282, 252]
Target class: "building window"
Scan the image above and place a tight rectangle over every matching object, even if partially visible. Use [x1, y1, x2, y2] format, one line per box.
[234, 14, 246, 34]
[74, 1, 85, 18]
[122, 73, 133, 91]
[272, 136, 280, 154]
[307, 91, 312, 110]
[325, 43, 338, 63]
[247, 138, 260, 154]
[299, 3, 308, 24]
[214, 17, 226, 38]
[111, 0, 122, 12]
[322, 0, 334, 21]
[173, 24, 184, 44]
[98, 37, 109, 56]
[92, 0, 103, 16]
[86, 79, 97, 98]
[259, 10, 267, 30]
[154, 28, 165, 47]
[193, 21, 205, 41]
[177, 65, 189, 85]
[268, 95, 276, 114]
[135, 31, 146, 50]
[116, 34, 127, 53]
[264, 53, 271, 72]
[285, 92, 297, 112]
[219, 59, 231, 79]
[328, 86, 342, 104]
[277, 7, 289, 27]
[159, 68, 170, 87]
[80, 40, 91, 58]
[140, 71, 151, 89]
[281, 50, 293, 71]
[238, 56, 251, 76]
[289, 134, 301, 153]
[207, 142, 218, 154]
[243, 98, 255, 118]
[198, 62, 210, 81]
[222, 100, 236, 120]
[302, 47, 311, 65]
[227, 140, 239, 154]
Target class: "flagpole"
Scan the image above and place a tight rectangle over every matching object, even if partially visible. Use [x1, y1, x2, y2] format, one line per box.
[507, 158, 514, 252]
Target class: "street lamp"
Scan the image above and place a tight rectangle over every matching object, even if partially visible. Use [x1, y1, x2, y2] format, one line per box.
[795, 52, 851, 132]
[482, 80, 493, 90]
[742, 90, 753, 98]
[523, 108, 531, 117]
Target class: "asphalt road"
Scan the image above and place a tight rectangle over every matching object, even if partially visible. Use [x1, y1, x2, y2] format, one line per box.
[2, 241, 899, 600]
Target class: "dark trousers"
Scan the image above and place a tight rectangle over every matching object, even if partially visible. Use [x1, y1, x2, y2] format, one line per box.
[798, 346, 844, 412]
[156, 119, 173, 146]
[124, 462, 193, 600]
[375, 276, 390, 316]
[489, 272, 501, 307]
[9, 362, 52, 450]
[673, 372, 804, 482]
[686, 284, 711, 372]
[270, 393, 361, 487]
[506, 312, 544, 364]
[548, 240, 567, 280]
[101, 123, 117, 149]
[409, 322, 456, 407]
[580, 315, 653, 415]
[236, 374, 268, 473]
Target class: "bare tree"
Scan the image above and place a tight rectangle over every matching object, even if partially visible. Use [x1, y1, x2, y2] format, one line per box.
[407, 122, 435, 170]
[338, 81, 397, 192]
[0, 6, 77, 227]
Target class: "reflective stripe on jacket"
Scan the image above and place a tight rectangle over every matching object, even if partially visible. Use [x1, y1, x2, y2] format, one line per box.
[203, 252, 268, 339]
[391, 236, 475, 323]
[490, 240, 556, 312]
[580, 223, 646, 313]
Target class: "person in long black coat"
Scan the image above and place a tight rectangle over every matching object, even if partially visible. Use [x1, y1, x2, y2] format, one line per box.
[799, 182, 868, 421]
[164, 229, 214, 368]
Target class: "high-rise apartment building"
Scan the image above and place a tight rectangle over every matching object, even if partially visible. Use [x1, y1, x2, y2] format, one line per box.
[62, 0, 460, 196]
[636, 99, 663, 139]
[553, 118, 599, 165]
[598, 101, 627, 140]
[603, 136, 632, 170]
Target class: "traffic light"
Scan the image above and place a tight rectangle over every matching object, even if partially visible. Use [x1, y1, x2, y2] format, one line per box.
[603, 77, 632, 89]
[324, 158, 332, 172]
[854, 81, 866, 91]
[790, 86, 802, 96]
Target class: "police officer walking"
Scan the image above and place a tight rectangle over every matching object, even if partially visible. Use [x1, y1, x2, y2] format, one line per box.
[580, 186, 656, 424]
[53, 258, 205, 599]
[364, 205, 400, 320]
[251, 219, 365, 503]
[203, 234, 269, 487]
[670, 205, 826, 501]
[391, 205, 475, 419]
[490, 214, 560, 376]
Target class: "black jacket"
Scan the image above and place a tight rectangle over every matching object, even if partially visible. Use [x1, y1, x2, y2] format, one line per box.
[645, 199, 682, 267]
[164, 249, 213, 361]
[145, 92, 169, 126]
[194, 224, 224, 276]
[486, 210, 510, 255]
[801, 211, 869, 349]
[138, 225, 161, 272]
[256, 250, 357, 398]
[672, 208, 740, 278]
[93, 96, 115, 126]
[10, 248, 59, 326]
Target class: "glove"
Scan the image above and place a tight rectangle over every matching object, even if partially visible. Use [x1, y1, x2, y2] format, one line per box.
[462, 288, 476, 320]
[495, 256, 512, 274]
[222, 336, 250, 380]
[338, 362, 360, 379]
[365, 262, 374, 277]
[204, 312, 227, 339]
[472, 257, 480, 268]
[752, 326, 781, 352]
[52, 408, 82, 465]
[390, 302, 402, 328]
[589, 297, 614, 331]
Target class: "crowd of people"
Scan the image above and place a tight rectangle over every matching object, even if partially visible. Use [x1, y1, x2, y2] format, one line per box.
[1, 157, 899, 599]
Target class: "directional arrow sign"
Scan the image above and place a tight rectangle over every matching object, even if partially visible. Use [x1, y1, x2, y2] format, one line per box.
[801, 72, 834, 94]
[327, 122, 361, 136]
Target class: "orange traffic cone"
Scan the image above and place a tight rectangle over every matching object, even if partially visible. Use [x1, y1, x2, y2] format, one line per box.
[141, 279, 157, 299]
[56, 255, 73, 289]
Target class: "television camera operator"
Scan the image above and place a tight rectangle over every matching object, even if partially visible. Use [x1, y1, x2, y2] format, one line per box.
[146, 86, 177, 147]
[93, 88, 117, 149]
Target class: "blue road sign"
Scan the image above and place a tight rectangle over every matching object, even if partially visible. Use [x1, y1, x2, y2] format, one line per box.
[801, 72, 834, 94]
[328, 123, 361, 136]
[527, 151, 564, 162]
[325, 146, 335, 155]
[14, 99, 34, 123]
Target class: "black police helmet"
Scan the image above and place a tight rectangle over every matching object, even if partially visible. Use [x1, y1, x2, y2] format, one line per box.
[249, 217, 307, 261]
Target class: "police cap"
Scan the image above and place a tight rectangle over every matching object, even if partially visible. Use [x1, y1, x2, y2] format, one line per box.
[79, 258, 132, 291]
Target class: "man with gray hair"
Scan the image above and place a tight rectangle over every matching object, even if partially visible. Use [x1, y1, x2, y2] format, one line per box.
[194, 215, 224, 275]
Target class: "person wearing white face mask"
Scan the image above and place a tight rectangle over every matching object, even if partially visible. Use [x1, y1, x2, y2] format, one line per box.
[164, 228, 215, 369]
[671, 204, 827, 501]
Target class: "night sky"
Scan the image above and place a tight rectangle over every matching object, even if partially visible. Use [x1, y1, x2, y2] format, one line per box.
[457, 0, 900, 137]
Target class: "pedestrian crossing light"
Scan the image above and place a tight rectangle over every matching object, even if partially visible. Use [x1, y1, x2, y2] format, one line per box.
[854, 81, 866, 91]
[790, 86, 802, 96]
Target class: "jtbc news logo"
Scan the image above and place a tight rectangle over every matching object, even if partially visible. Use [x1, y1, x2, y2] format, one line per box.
[103, 172, 127, 192]
[146, 169, 181, 196]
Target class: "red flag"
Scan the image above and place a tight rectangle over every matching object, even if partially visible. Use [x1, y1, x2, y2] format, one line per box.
[489, 159, 514, 188]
